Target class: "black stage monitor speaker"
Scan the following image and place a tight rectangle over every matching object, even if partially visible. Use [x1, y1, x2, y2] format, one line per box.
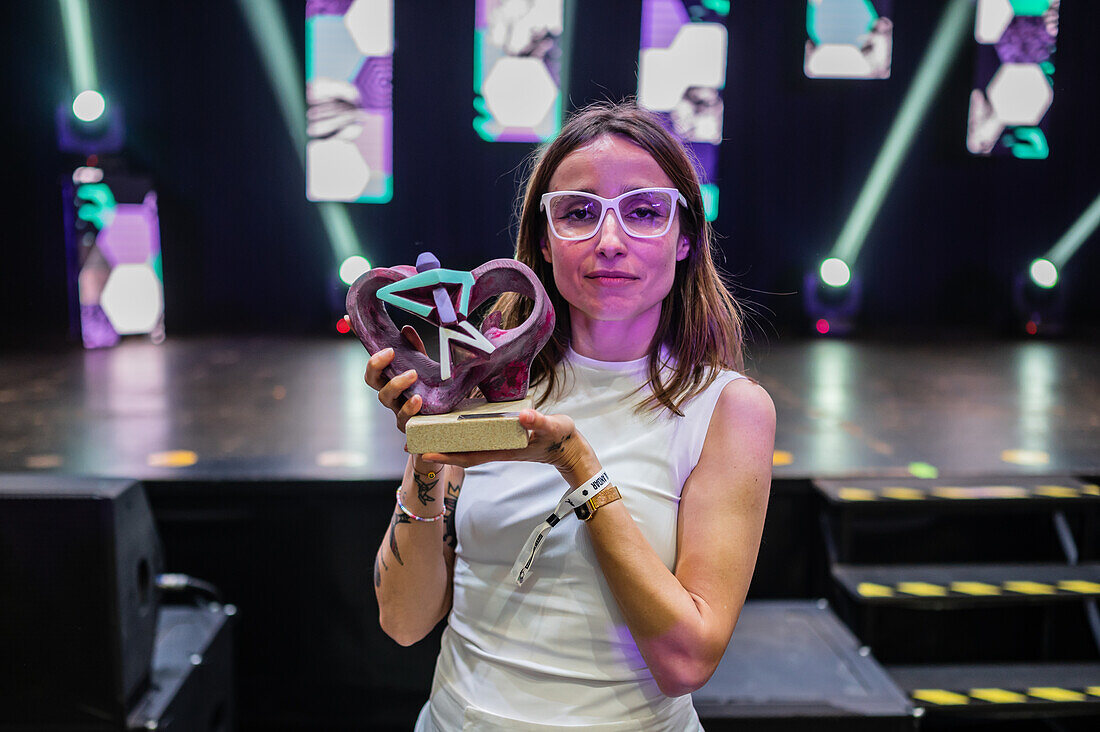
[0, 474, 164, 728]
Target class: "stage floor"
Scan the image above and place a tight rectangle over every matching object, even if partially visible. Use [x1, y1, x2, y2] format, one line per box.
[1, 336, 1098, 483]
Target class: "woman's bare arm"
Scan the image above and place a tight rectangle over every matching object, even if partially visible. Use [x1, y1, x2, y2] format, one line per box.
[584, 380, 774, 695]
[374, 456, 464, 646]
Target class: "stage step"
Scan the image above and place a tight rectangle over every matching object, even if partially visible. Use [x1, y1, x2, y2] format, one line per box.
[695, 600, 915, 731]
[888, 662, 1100, 719]
[834, 562, 1100, 608]
[814, 476, 1099, 509]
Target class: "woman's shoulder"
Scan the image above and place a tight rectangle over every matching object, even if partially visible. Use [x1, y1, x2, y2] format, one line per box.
[711, 376, 776, 435]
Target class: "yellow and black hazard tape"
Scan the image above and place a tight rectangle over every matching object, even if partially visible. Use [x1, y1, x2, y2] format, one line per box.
[856, 578, 1100, 599]
[835, 483, 1100, 502]
[912, 686, 1100, 707]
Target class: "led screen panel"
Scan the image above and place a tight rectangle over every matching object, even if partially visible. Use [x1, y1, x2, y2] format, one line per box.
[804, 0, 893, 79]
[638, 0, 728, 221]
[474, 0, 564, 142]
[967, 0, 1059, 159]
[305, 0, 393, 202]
[64, 167, 165, 349]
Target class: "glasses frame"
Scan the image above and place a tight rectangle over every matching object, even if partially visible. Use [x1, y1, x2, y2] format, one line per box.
[539, 187, 688, 241]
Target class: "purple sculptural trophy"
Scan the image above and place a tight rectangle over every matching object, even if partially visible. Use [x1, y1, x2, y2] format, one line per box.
[346, 253, 555, 454]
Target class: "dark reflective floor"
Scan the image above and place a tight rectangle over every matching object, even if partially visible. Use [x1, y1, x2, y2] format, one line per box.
[1, 336, 1098, 482]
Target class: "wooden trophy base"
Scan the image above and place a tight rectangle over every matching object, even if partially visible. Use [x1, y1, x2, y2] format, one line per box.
[404, 397, 533, 455]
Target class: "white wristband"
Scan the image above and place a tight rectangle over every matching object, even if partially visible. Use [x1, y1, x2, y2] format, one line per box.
[510, 470, 611, 586]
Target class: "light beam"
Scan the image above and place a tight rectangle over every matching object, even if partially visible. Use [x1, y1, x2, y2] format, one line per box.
[1046, 193, 1100, 270]
[831, 0, 973, 265]
[236, 0, 366, 273]
[58, 0, 99, 96]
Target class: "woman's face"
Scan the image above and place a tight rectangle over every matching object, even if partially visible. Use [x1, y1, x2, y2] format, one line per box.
[541, 134, 690, 333]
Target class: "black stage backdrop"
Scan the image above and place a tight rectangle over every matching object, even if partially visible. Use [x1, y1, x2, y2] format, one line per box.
[3, 1, 1099, 348]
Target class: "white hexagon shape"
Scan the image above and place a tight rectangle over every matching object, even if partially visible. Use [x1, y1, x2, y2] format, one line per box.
[639, 23, 727, 111]
[344, 0, 393, 57]
[307, 138, 372, 201]
[986, 63, 1052, 125]
[100, 263, 163, 335]
[975, 0, 1015, 44]
[482, 57, 558, 130]
[805, 43, 873, 79]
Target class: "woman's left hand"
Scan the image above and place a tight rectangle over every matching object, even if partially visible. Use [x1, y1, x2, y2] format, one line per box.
[421, 409, 600, 487]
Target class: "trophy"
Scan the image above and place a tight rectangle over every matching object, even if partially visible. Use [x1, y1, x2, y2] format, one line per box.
[346, 253, 555, 454]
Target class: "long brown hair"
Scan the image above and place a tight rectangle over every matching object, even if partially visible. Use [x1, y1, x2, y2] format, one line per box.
[494, 100, 744, 416]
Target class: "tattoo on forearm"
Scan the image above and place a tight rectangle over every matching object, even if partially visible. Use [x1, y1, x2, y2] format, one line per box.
[413, 469, 438, 506]
[442, 480, 462, 550]
[546, 431, 573, 456]
[387, 510, 411, 566]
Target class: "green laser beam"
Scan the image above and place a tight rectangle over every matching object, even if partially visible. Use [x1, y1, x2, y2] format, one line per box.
[318, 202, 361, 262]
[832, 0, 973, 265]
[1046, 193, 1100, 269]
[236, 0, 306, 159]
[236, 0, 364, 266]
[58, 0, 99, 93]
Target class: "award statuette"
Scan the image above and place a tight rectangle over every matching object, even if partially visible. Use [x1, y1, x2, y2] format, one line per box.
[346, 253, 555, 454]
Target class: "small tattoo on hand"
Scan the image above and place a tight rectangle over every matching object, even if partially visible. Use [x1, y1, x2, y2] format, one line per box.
[546, 431, 573, 455]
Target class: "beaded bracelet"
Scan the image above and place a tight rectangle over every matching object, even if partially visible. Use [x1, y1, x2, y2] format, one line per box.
[395, 487, 446, 522]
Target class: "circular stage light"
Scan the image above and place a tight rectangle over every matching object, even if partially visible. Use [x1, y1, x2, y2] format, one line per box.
[339, 255, 371, 286]
[73, 90, 106, 122]
[1029, 258, 1058, 289]
[820, 257, 851, 288]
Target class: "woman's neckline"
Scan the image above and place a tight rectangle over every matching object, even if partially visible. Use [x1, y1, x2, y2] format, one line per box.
[565, 346, 650, 372]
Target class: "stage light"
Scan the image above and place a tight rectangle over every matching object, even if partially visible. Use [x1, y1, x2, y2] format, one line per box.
[820, 257, 851, 288]
[57, 0, 123, 155]
[803, 270, 861, 336]
[967, 0, 1059, 158]
[474, 0, 565, 142]
[305, 0, 393, 202]
[72, 89, 105, 122]
[804, 0, 893, 79]
[1029, 258, 1057, 289]
[336, 318, 352, 334]
[339, 255, 371, 286]
[1013, 192, 1100, 335]
[637, 0, 729, 221]
[831, 0, 972, 266]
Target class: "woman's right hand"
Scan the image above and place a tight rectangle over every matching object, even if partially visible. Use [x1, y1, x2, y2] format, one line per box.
[351, 319, 429, 433]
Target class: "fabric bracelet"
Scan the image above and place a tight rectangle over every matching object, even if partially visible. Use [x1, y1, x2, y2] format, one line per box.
[510, 469, 612, 586]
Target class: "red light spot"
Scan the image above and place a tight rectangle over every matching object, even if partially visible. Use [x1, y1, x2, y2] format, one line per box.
[1025, 321, 1038, 336]
[86, 154, 98, 166]
[336, 318, 351, 334]
[815, 319, 830, 335]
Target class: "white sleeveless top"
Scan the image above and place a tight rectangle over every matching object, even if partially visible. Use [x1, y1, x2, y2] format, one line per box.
[416, 348, 744, 731]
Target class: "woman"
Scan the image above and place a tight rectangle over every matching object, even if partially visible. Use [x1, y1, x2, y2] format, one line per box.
[362, 101, 775, 730]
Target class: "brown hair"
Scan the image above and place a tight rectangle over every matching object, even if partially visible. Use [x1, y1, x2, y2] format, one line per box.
[494, 100, 744, 416]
